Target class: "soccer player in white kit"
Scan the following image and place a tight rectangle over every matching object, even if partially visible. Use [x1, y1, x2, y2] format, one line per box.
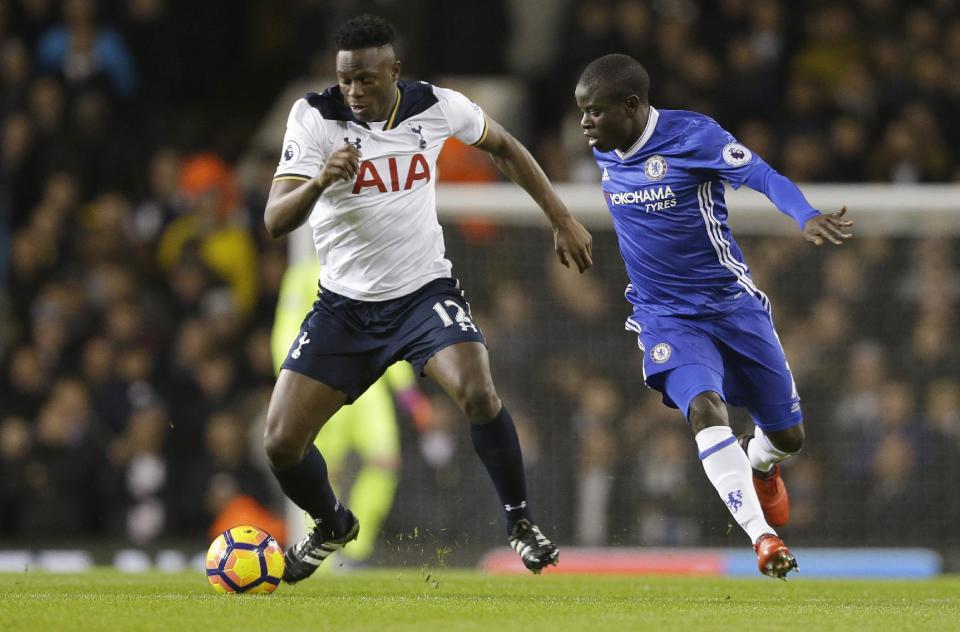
[263, 14, 593, 583]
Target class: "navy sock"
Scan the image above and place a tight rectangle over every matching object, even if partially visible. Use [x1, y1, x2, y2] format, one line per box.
[270, 446, 350, 537]
[470, 406, 532, 533]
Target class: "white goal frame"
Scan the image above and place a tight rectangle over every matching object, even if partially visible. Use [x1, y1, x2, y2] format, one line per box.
[434, 183, 960, 235]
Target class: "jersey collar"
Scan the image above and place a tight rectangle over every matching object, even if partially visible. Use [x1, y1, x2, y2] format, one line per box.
[615, 106, 659, 160]
[384, 87, 402, 129]
[306, 80, 439, 129]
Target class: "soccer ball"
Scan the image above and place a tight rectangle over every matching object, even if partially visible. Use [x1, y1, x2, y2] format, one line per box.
[205, 525, 285, 594]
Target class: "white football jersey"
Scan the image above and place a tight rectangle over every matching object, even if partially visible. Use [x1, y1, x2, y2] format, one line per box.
[274, 80, 488, 301]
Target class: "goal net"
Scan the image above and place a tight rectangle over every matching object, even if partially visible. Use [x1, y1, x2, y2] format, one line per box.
[289, 183, 960, 562]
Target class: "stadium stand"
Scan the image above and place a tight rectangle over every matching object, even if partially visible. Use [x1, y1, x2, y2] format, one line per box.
[2, 0, 960, 571]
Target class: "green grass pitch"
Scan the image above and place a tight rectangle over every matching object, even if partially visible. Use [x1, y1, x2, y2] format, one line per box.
[1, 570, 958, 631]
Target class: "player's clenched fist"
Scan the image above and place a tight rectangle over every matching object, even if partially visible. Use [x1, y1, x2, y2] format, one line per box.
[316, 144, 362, 189]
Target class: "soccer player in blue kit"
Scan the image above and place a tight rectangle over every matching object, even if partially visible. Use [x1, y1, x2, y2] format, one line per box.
[575, 54, 853, 578]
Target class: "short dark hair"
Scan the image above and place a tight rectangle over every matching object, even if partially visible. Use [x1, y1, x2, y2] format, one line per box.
[334, 14, 396, 51]
[579, 54, 650, 103]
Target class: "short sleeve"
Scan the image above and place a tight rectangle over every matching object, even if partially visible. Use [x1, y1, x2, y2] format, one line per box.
[434, 87, 488, 146]
[692, 117, 764, 189]
[274, 99, 326, 182]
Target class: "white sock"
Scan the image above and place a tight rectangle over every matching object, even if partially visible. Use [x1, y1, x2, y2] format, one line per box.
[747, 427, 793, 473]
[695, 426, 774, 543]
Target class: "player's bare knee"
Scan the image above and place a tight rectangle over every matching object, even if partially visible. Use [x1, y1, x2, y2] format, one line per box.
[463, 391, 501, 422]
[458, 381, 501, 422]
[768, 424, 805, 454]
[263, 422, 305, 470]
[687, 392, 728, 434]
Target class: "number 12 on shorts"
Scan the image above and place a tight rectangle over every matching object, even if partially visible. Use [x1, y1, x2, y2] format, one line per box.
[432, 300, 478, 332]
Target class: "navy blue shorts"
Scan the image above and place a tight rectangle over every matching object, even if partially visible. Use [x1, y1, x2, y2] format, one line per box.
[280, 277, 486, 403]
[626, 296, 802, 432]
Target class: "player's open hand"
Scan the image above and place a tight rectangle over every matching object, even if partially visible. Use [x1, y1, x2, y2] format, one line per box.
[803, 206, 853, 246]
[554, 216, 593, 273]
[317, 144, 362, 189]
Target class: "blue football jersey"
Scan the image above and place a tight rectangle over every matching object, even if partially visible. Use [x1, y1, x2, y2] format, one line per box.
[595, 107, 774, 317]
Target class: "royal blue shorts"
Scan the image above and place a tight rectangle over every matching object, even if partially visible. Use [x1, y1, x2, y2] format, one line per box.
[280, 277, 486, 403]
[626, 296, 802, 432]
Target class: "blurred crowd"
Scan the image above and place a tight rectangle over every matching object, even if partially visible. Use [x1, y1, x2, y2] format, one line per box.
[443, 229, 960, 549]
[2, 0, 960, 552]
[533, 0, 960, 183]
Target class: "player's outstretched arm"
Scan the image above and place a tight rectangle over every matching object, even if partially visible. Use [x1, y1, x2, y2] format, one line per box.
[264, 144, 362, 238]
[803, 206, 853, 246]
[742, 163, 853, 246]
[475, 118, 593, 272]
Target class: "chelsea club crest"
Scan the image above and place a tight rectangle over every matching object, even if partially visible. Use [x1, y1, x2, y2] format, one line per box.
[644, 155, 667, 181]
[650, 342, 672, 364]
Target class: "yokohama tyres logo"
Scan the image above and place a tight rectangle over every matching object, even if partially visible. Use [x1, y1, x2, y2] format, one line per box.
[608, 185, 675, 206]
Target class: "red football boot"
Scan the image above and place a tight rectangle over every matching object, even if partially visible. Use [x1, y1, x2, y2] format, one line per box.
[753, 464, 790, 527]
[754, 533, 798, 579]
[738, 435, 791, 527]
